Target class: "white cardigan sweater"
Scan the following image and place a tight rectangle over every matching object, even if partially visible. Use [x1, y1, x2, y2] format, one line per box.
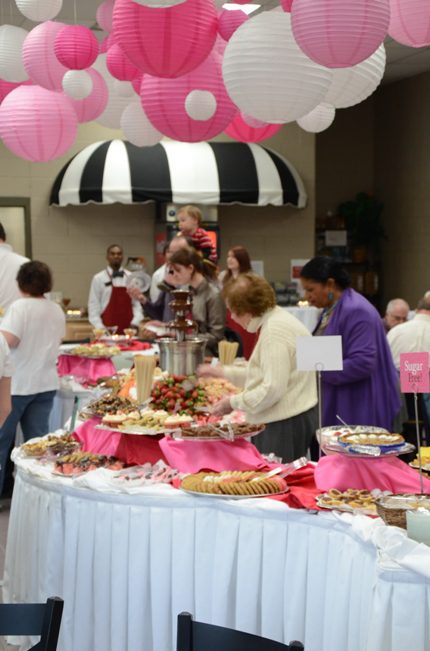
[226, 306, 317, 424]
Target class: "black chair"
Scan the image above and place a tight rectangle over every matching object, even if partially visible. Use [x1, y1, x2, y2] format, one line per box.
[177, 612, 304, 651]
[0, 596, 64, 651]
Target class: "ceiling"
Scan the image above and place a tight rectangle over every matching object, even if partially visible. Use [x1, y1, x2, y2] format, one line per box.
[3, 0, 430, 85]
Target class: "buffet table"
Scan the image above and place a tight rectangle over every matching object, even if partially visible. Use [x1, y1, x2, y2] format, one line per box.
[4, 463, 430, 651]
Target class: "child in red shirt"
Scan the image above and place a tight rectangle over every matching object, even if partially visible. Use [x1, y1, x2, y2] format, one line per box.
[177, 205, 218, 264]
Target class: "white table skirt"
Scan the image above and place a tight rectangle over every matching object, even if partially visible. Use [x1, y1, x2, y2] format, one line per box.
[282, 307, 321, 332]
[3, 469, 430, 651]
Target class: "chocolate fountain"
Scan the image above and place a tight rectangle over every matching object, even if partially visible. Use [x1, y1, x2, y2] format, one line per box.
[158, 289, 206, 375]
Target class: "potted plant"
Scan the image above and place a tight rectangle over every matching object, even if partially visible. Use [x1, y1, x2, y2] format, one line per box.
[338, 192, 386, 263]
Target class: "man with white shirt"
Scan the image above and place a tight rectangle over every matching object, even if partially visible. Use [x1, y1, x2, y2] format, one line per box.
[88, 244, 143, 334]
[387, 296, 430, 367]
[0, 222, 29, 314]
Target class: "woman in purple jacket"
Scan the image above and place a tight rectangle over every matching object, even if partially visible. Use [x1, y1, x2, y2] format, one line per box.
[300, 257, 400, 430]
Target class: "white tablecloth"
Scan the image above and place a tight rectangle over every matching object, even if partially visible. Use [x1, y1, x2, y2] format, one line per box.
[3, 466, 430, 651]
[282, 307, 321, 332]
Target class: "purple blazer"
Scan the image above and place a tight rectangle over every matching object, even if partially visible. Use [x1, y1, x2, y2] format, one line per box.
[316, 288, 401, 429]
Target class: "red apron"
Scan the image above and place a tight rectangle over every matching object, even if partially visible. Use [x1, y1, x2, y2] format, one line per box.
[101, 286, 133, 334]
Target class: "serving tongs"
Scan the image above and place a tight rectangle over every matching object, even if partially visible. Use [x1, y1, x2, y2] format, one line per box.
[252, 456, 308, 481]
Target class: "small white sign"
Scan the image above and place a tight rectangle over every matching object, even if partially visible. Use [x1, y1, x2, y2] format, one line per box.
[296, 335, 343, 371]
[325, 230, 347, 246]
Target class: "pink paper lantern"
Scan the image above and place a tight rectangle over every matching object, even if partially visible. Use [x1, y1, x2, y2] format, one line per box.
[389, 0, 430, 47]
[140, 50, 236, 141]
[97, 0, 115, 32]
[291, 0, 390, 68]
[107, 44, 139, 81]
[100, 33, 116, 53]
[112, 0, 218, 78]
[225, 112, 281, 143]
[23, 21, 68, 90]
[280, 0, 294, 11]
[67, 68, 109, 123]
[54, 25, 99, 70]
[131, 72, 143, 94]
[218, 9, 248, 41]
[0, 85, 77, 161]
[0, 78, 31, 103]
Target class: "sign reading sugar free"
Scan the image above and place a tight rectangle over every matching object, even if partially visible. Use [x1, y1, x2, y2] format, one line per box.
[400, 352, 430, 393]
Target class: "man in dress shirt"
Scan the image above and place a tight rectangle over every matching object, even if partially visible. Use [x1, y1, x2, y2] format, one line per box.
[0, 222, 29, 315]
[88, 244, 143, 334]
[383, 298, 410, 333]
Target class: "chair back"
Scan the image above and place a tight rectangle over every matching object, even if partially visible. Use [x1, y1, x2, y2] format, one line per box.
[0, 597, 64, 651]
[177, 612, 304, 651]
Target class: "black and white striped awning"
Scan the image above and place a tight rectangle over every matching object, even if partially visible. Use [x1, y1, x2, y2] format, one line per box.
[50, 140, 307, 208]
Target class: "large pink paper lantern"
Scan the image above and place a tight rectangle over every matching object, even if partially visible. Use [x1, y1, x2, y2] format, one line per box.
[107, 44, 139, 81]
[389, 0, 430, 47]
[0, 79, 31, 103]
[132, 72, 143, 94]
[141, 51, 236, 141]
[97, 0, 115, 32]
[100, 34, 116, 54]
[291, 0, 390, 68]
[23, 21, 68, 91]
[218, 9, 248, 41]
[54, 25, 99, 70]
[0, 85, 77, 162]
[112, 0, 218, 78]
[225, 112, 281, 142]
[67, 68, 109, 123]
[223, 12, 332, 123]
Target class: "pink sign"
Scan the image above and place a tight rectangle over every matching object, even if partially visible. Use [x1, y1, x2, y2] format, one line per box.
[400, 352, 430, 393]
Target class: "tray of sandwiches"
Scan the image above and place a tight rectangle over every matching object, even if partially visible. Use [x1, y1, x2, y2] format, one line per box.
[180, 470, 289, 498]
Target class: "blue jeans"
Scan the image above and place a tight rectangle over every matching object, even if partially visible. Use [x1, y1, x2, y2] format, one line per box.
[0, 390, 56, 494]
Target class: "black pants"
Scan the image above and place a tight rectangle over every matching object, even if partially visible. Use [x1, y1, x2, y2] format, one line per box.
[254, 405, 318, 463]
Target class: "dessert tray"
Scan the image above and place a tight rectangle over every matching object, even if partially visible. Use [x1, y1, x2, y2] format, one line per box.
[63, 344, 121, 358]
[168, 422, 265, 442]
[320, 427, 414, 458]
[316, 488, 381, 515]
[180, 470, 289, 499]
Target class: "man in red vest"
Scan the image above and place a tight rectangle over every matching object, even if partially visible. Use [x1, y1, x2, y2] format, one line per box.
[88, 244, 143, 334]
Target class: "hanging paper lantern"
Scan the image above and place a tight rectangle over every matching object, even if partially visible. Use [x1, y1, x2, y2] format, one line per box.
[131, 72, 143, 94]
[16, 0, 63, 22]
[96, 0, 115, 32]
[389, 0, 430, 47]
[113, 80, 135, 97]
[185, 90, 217, 121]
[218, 9, 248, 41]
[62, 69, 93, 99]
[100, 33, 116, 53]
[0, 26, 29, 83]
[297, 102, 335, 132]
[0, 79, 31, 103]
[0, 85, 77, 161]
[97, 94, 137, 129]
[112, 0, 218, 78]
[242, 114, 267, 128]
[120, 102, 163, 146]
[223, 12, 332, 123]
[225, 112, 282, 142]
[291, 0, 390, 68]
[141, 50, 236, 141]
[23, 21, 68, 91]
[107, 44, 139, 81]
[324, 44, 386, 109]
[54, 25, 99, 70]
[280, 0, 294, 11]
[68, 68, 109, 123]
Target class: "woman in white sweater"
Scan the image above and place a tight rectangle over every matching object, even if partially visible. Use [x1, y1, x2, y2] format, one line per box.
[198, 273, 318, 461]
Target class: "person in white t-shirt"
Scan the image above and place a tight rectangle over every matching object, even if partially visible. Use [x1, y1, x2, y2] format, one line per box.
[0, 334, 11, 426]
[0, 261, 65, 494]
[0, 222, 29, 314]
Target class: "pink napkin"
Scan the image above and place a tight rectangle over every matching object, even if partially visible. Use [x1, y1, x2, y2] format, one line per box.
[58, 355, 116, 382]
[315, 454, 430, 493]
[159, 437, 269, 473]
[74, 418, 121, 456]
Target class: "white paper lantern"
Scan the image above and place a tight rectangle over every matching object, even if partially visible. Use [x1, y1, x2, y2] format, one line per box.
[297, 102, 335, 133]
[97, 94, 137, 129]
[62, 70, 93, 99]
[113, 80, 135, 98]
[0, 25, 29, 83]
[324, 44, 386, 109]
[16, 0, 63, 21]
[131, 0, 186, 7]
[185, 89, 217, 121]
[120, 102, 163, 146]
[222, 12, 332, 123]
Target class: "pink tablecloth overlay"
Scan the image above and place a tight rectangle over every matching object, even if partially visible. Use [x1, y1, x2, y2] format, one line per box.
[58, 355, 116, 383]
[315, 454, 430, 493]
